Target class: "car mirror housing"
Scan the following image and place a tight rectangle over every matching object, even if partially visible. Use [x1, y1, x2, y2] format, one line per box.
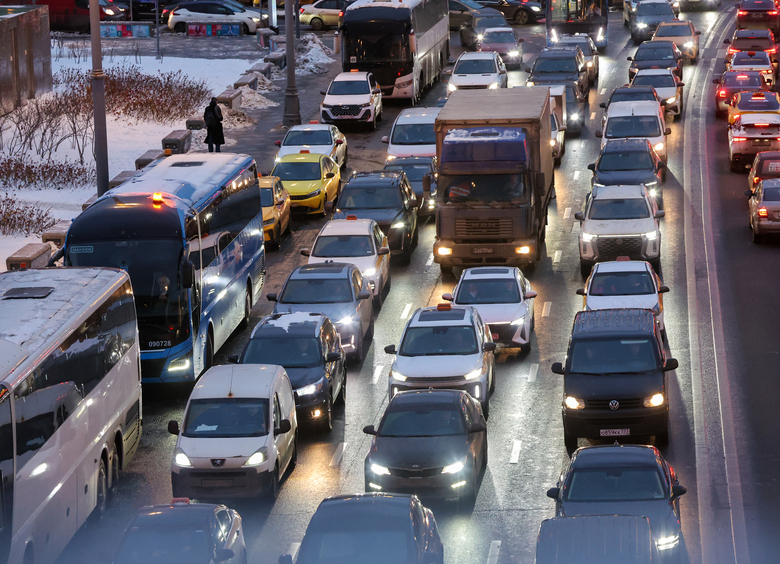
[664, 358, 679, 371]
[483, 342, 497, 352]
[335, 139, 344, 145]
[378, 247, 390, 255]
[363, 424, 377, 435]
[384, 344, 397, 354]
[325, 172, 335, 178]
[358, 291, 372, 300]
[266, 292, 278, 302]
[524, 290, 537, 299]
[587, 163, 596, 171]
[671, 484, 687, 500]
[551, 362, 565, 375]
[595, 131, 603, 138]
[442, 292, 454, 301]
[300, 248, 311, 256]
[326, 351, 341, 362]
[324, 201, 336, 213]
[659, 285, 670, 293]
[215, 549, 235, 563]
[167, 420, 180, 435]
[381, 136, 389, 143]
[665, 128, 672, 135]
[546, 487, 561, 499]
[576, 288, 586, 296]
[470, 421, 487, 433]
[655, 210, 665, 219]
[227, 354, 239, 364]
[320, 90, 327, 96]
[599, 101, 606, 108]
[274, 419, 292, 436]
[574, 212, 584, 221]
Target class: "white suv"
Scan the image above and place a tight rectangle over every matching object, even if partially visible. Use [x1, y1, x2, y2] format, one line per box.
[597, 100, 671, 162]
[320, 71, 383, 129]
[382, 107, 441, 160]
[575, 184, 664, 277]
[447, 51, 507, 94]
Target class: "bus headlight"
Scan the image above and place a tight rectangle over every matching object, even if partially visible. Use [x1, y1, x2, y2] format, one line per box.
[437, 247, 452, 256]
[168, 354, 192, 372]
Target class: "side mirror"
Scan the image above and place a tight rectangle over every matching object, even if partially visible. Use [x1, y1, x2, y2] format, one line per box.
[695, 31, 701, 35]
[378, 247, 390, 255]
[279, 556, 294, 564]
[227, 354, 239, 364]
[442, 292, 454, 301]
[470, 421, 487, 433]
[671, 484, 687, 500]
[320, 90, 327, 95]
[626, 56, 633, 61]
[357, 291, 371, 300]
[274, 140, 282, 146]
[576, 288, 586, 296]
[381, 136, 389, 143]
[712, 78, 721, 84]
[384, 344, 397, 354]
[325, 172, 335, 178]
[182, 260, 195, 289]
[483, 342, 497, 352]
[665, 128, 672, 135]
[551, 362, 565, 375]
[335, 139, 344, 145]
[574, 212, 584, 221]
[745, 190, 754, 197]
[599, 102, 606, 108]
[326, 351, 341, 362]
[300, 248, 311, 256]
[363, 424, 377, 435]
[215, 549, 235, 563]
[373, 87, 381, 94]
[664, 358, 679, 371]
[655, 210, 665, 219]
[409, 197, 419, 207]
[524, 67, 532, 73]
[658, 161, 667, 169]
[524, 290, 537, 299]
[274, 419, 292, 436]
[595, 131, 603, 138]
[659, 285, 670, 293]
[678, 82, 685, 87]
[518, 38, 525, 43]
[546, 487, 561, 499]
[276, 197, 285, 205]
[167, 420, 180, 435]
[587, 163, 595, 171]
[324, 201, 335, 213]
[423, 174, 432, 192]
[266, 292, 278, 302]
[723, 38, 730, 44]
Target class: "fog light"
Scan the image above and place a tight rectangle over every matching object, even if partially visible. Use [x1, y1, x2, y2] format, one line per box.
[451, 481, 468, 489]
[473, 384, 481, 399]
[437, 247, 452, 256]
[516, 246, 531, 254]
[368, 482, 382, 490]
[313, 409, 321, 417]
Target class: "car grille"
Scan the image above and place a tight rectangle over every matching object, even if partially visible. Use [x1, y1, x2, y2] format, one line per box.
[290, 193, 318, 201]
[596, 236, 643, 259]
[456, 85, 488, 90]
[331, 105, 362, 116]
[405, 375, 465, 384]
[586, 398, 644, 410]
[389, 466, 444, 478]
[455, 218, 513, 238]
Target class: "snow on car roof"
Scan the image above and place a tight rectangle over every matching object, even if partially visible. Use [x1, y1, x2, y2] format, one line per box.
[192, 364, 282, 400]
[395, 107, 441, 124]
[461, 267, 515, 280]
[606, 100, 662, 117]
[738, 113, 780, 125]
[483, 27, 515, 34]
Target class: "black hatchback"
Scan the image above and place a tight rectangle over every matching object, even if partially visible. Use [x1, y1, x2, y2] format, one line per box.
[330, 171, 419, 261]
[588, 138, 666, 205]
[627, 41, 682, 81]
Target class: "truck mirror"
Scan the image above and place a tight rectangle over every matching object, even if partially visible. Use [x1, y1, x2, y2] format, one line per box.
[181, 260, 195, 289]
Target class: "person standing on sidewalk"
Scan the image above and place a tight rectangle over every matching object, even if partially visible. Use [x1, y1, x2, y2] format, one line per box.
[204, 98, 225, 153]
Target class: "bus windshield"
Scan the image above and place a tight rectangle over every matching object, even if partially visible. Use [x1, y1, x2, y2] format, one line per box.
[549, 0, 607, 24]
[343, 17, 410, 64]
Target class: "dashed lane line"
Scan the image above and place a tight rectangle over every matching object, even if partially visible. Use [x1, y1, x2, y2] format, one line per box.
[542, 302, 552, 317]
[330, 443, 347, 467]
[400, 303, 411, 319]
[509, 440, 522, 464]
[529, 363, 538, 382]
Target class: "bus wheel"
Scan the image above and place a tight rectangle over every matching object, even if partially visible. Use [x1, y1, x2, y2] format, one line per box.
[90, 458, 108, 523]
[239, 287, 252, 329]
[109, 441, 121, 494]
[204, 334, 214, 374]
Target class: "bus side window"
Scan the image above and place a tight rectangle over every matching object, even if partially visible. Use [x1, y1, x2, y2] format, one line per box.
[206, 166, 262, 252]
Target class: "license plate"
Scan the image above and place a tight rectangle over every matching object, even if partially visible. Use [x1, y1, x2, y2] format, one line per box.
[600, 428, 630, 437]
[201, 479, 233, 487]
[472, 247, 494, 254]
[752, 13, 765, 18]
[404, 478, 432, 487]
[492, 332, 499, 340]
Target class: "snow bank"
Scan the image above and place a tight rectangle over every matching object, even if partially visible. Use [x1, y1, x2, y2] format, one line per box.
[238, 86, 279, 109]
[267, 33, 336, 79]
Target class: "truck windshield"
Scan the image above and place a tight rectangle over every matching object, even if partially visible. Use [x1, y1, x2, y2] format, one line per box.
[569, 338, 658, 373]
[439, 174, 528, 204]
[183, 398, 269, 438]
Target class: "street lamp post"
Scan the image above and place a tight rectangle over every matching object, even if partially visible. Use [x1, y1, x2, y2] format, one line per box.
[89, 0, 109, 195]
[282, 0, 301, 126]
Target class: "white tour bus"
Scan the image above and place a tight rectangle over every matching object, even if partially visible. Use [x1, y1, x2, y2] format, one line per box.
[0, 267, 142, 564]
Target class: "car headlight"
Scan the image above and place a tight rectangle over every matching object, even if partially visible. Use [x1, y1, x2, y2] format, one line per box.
[550, 139, 557, 147]
[437, 247, 452, 256]
[263, 217, 277, 226]
[390, 370, 407, 382]
[477, 34, 483, 41]
[587, 61, 593, 67]
[672, 1, 679, 6]
[337, 315, 355, 325]
[371, 463, 391, 475]
[363, 267, 376, 277]
[683, 41, 693, 48]
[308, 189, 322, 198]
[442, 460, 465, 474]
[464, 368, 483, 380]
[174, 449, 192, 467]
[526, 81, 535, 86]
[565, 396, 585, 410]
[656, 534, 680, 550]
[511, 317, 525, 326]
[489, 83, 500, 89]
[531, 5, 540, 10]
[644, 230, 658, 241]
[297, 378, 325, 396]
[637, 22, 647, 28]
[168, 355, 191, 372]
[581, 232, 596, 242]
[262, 13, 268, 18]
[666, 97, 676, 104]
[398, 79, 413, 88]
[448, 83, 457, 92]
[649, 188, 657, 198]
[244, 447, 268, 467]
[104, 8, 115, 14]
[508, 50, 519, 57]
[643, 393, 665, 407]
[654, 142, 665, 152]
[570, 113, 580, 121]
[391, 222, 405, 229]
[251, 17, 261, 22]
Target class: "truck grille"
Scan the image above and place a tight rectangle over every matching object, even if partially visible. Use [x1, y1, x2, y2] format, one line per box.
[331, 105, 362, 116]
[455, 218, 513, 238]
[596, 236, 642, 259]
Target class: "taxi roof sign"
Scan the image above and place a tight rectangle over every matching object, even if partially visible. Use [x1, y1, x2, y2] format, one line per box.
[170, 497, 191, 505]
[437, 303, 452, 311]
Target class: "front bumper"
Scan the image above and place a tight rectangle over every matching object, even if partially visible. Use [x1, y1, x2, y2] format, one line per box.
[563, 404, 668, 439]
[289, 192, 326, 214]
[334, 324, 361, 353]
[487, 321, 529, 346]
[579, 234, 661, 263]
[365, 465, 473, 498]
[434, 239, 538, 267]
[171, 467, 274, 499]
[295, 390, 329, 422]
[321, 105, 375, 123]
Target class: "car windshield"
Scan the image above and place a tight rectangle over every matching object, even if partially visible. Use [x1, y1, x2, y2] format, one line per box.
[763, 187, 780, 200]
[329, 80, 370, 95]
[654, 24, 690, 37]
[565, 467, 667, 501]
[272, 162, 321, 181]
[260, 188, 275, 207]
[534, 57, 578, 73]
[589, 271, 656, 296]
[115, 526, 213, 564]
[183, 398, 269, 438]
[632, 74, 676, 88]
[313, 235, 375, 257]
[636, 2, 672, 15]
[722, 73, 762, 86]
[598, 150, 655, 171]
[483, 30, 516, 43]
[460, 0, 486, 7]
[732, 37, 773, 50]
[242, 337, 322, 368]
[284, 130, 332, 146]
[339, 185, 403, 208]
[390, 123, 436, 145]
[280, 278, 354, 303]
[297, 518, 413, 564]
[399, 325, 479, 356]
[569, 338, 659, 373]
[474, 15, 508, 28]
[589, 198, 651, 220]
[456, 278, 521, 304]
[454, 58, 497, 74]
[759, 159, 780, 174]
[610, 91, 656, 105]
[733, 52, 771, 65]
[384, 164, 429, 182]
[380, 405, 466, 437]
[634, 47, 675, 61]
[605, 116, 662, 138]
[737, 95, 780, 110]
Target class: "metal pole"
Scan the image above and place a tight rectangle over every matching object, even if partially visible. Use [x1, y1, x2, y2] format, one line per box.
[89, 0, 109, 195]
[294, 0, 300, 40]
[155, 0, 161, 59]
[282, 0, 301, 126]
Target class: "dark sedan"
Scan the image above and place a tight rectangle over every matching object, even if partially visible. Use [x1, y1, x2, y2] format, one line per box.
[627, 41, 682, 81]
[459, 13, 511, 50]
[712, 70, 771, 117]
[724, 28, 778, 66]
[383, 156, 438, 216]
[363, 390, 487, 502]
[475, 0, 543, 25]
[736, 0, 780, 34]
[546, 444, 687, 558]
[588, 138, 666, 205]
[449, 0, 502, 30]
[330, 171, 419, 261]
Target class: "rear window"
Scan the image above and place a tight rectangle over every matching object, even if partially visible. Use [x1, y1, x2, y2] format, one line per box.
[636, 2, 672, 15]
[732, 37, 774, 50]
[743, 0, 774, 8]
[763, 187, 780, 200]
[737, 94, 780, 111]
[722, 73, 762, 87]
[632, 74, 676, 88]
[759, 159, 780, 174]
[610, 91, 656, 104]
[733, 51, 771, 65]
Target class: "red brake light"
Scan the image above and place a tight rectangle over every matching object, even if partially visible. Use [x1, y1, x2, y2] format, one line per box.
[616, 256, 630, 261]
[767, 48, 777, 53]
[748, 51, 757, 56]
[729, 47, 738, 53]
[300, 7, 304, 13]
[754, 176, 762, 183]
[299, 149, 310, 153]
[738, 9, 748, 14]
[769, 10, 777, 14]
[718, 89, 727, 98]
[753, 92, 767, 98]
[346, 215, 357, 220]
[309, 120, 319, 124]
[737, 75, 749, 78]
[758, 207, 769, 217]
[338, 10, 344, 16]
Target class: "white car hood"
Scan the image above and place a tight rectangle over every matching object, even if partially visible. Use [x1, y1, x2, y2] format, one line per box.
[460, 302, 528, 325]
[582, 217, 657, 236]
[388, 143, 436, 158]
[587, 294, 659, 311]
[450, 74, 499, 87]
[323, 93, 370, 105]
[393, 353, 483, 378]
[309, 255, 376, 274]
[178, 435, 269, 459]
[277, 146, 332, 160]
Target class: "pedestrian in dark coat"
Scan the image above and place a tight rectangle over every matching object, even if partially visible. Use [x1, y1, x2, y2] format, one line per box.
[204, 97, 225, 153]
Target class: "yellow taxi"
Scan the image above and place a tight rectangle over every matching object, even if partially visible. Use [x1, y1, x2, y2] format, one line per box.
[728, 90, 780, 125]
[259, 175, 291, 248]
[270, 152, 341, 215]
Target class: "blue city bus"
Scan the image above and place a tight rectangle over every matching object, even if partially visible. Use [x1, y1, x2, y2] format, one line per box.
[546, 0, 609, 49]
[64, 153, 266, 383]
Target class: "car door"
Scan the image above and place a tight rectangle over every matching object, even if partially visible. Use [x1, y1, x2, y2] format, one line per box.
[317, 0, 339, 25]
[373, 223, 390, 286]
[272, 391, 289, 471]
[403, 179, 418, 236]
[215, 509, 240, 562]
[750, 184, 760, 222]
[352, 269, 372, 335]
[274, 179, 290, 234]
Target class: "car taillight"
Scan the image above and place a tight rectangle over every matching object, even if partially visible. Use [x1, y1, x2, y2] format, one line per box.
[767, 48, 778, 53]
[738, 10, 747, 15]
[733, 137, 747, 141]
[729, 47, 738, 53]
[300, 7, 304, 13]
[718, 89, 727, 98]
[754, 176, 761, 183]
[758, 207, 769, 217]
[338, 10, 344, 16]
[769, 10, 778, 14]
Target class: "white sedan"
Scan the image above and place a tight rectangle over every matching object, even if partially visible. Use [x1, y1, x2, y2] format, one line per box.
[442, 266, 537, 351]
[729, 113, 780, 172]
[274, 124, 348, 168]
[630, 68, 685, 119]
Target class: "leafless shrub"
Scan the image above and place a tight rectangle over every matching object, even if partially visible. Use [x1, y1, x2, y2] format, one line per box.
[0, 156, 96, 191]
[0, 192, 57, 236]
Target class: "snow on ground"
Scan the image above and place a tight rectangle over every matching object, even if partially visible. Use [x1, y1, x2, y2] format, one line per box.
[238, 86, 279, 109]
[267, 33, 335, 79]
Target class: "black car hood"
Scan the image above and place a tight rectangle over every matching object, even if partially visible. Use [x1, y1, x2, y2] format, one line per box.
[632, 59, 678, 71]
[285, 366, 325, 389]
[372, 435, 469, 469]
[333, 208, 403, 226]
[565, 371, 664, 399]
[594, 170, 658, 186]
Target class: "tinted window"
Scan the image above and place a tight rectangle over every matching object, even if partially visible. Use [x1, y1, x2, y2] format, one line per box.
[454, 58, 497, 74]
[589, 271, 656, 296]
[737, 95, 780, 111]
[284, 130, 332, 146]
[569, 338, 659, 373]
[440, 174, 527, 204]
[743, 0, 774, 8]
[759, 159, 780, 174]
[636, 2, 672, 15]
[654, 24, 691, 37]
[115, 525, 214, 564]
[384, 164, 429, 182]
[297, 518, 413, 564]
[473, 15, 508, 28]
[588, 197, 650, 220]
[733, 51, 771, 65]
[610, 91, 656, 104]
[272, 162, 322, 181]
[328, 80, 370, 95]
[280, 278, 354, 304]
[732, 37, 774, 50]
[534, 57, 578, 73]
[313, 235, 374, 257]
[183, 398, 269, 438]
[379, 406, 466, 437]
[722, 73, 762, 87]
[558, 38, 592, 54]
[634, 47, 675, 61]
[598, 151, 655, 171]
[566, 467, 666, 501]
[456, 278, 520, 304]
[390, 123, 436, 145]
[400, 325, 479, 356]
[340, 184, 403, 208]
[763, 187, 780, 200]
[242, 337, 322, 368]
[483, 30, 516, 43]
[605, 116, 662, 138]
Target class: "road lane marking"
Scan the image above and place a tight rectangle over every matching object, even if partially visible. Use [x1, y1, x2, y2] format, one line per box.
[571, 222, 580, 233]
[589, 111, 596, 120]
[330, 442, 347, 466]
[400, 303, 411, 319]
[372, 364, 384, 384]
[529, 363, 538, 382]
[487, 540, 501, 564]
[573, 170, 580, 180]
[288, 543, 301, 560]
[563, 206, 571, 219]
[542, 302, 551, 317]
[599, 87, 606, 95]
[716, 47, 727, 59]
[509, 440, 522, 464]
[425, 253, 434, 266]
[553, 250, 562, 264]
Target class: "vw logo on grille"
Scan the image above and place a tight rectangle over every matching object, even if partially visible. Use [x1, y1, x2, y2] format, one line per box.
[211, 459, 226, 467]
[609, 400, 619, 411]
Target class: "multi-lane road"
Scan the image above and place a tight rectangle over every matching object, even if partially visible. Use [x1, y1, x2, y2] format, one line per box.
[57, 6, 778, 564]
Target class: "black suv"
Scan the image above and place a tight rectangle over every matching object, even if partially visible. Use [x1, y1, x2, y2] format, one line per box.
[588, 138, 666, 205]
[235, 312, 347, 431]
[330, 171, 419, 261]
[551, 309, 678, 450]
[627, 41, 683, 81]
[526, 46, 589, 97]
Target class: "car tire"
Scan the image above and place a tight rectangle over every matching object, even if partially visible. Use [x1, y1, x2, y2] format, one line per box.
[310, 17, 324, 31]
[238, 287, 252, 330]
[268, 464, 280, 500]
[242, 23, 251, 35]
[480, 400, 490, 420]
[339, 366, 347, 404]
[580, 261, 592, 279]
[514, 9, 529, 24]
[752, 227, 762, 243]
[341, 147, 348, 169]
[372, 112, 378, 131]
[563, 423, 577, 452]
[633, 33, 641, 45]
[489, 367, 496, 394]
[351, 327, 364, 363]
[173, 22, 186, 33]
[89, 458, 108, 524]
[288, 436, 298, 472]
[322, 392, 333, 431]
[730, 159, 743, 173]
[203, 333, 214, 375]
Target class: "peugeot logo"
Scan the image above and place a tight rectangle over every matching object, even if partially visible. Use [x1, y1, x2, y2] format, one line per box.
[609, 400, 619, 410]
[211, 459, 226, 467]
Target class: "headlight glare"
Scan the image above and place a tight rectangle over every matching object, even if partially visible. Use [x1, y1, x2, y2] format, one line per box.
[565, 396, 585, 410]
[666, 97, 676, 104]
[174, 450, 192, 467]
[442, 460, 465, 474]
[363, 267, 376, 276]
[448, 83, 457, 92]
[464, 368, 483, 380]
[391, 222, 405, 228]
[654, 142, 665, 152]
[644, 230, 658, 241]
[643, 393, 665, 407]
[656, 534, 680, 550]
[371, 463, 391, 475]
[244, 448, 268, 467]
[390, 370, 407, 382]
[581, 232, 595, 242]
[511, 317, 525, 326]
[489, 83, 499, 89]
